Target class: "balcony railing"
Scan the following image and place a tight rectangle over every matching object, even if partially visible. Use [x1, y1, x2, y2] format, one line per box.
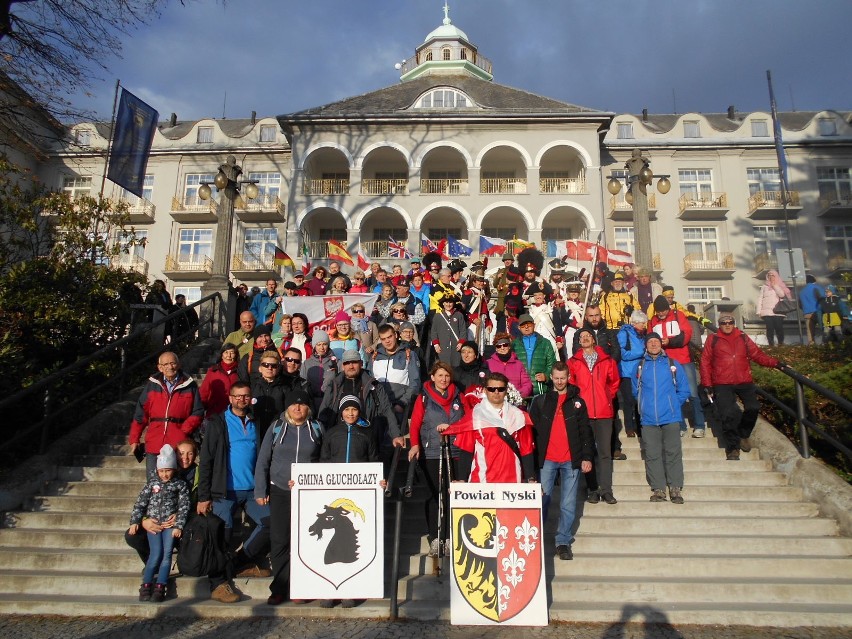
[754, 252, 778, 275]
[420, 178, 469, 194]
[116, 196, 156, 222]
[748, 190, 800, 213]
[303, 179, 349, 196]
[540, 177, 586, 194]
[684, 252, 734, 271]
[678, 192, 728, 213]
[231, 253, 276, 272]
[164, 254, 213, 273]
[481, 178, 527, 194]
[610, 193, 656, 211]
[171, 195, 217, 213]
[309, 241, 330, 258]
[361, 241, 390, 258]
[112, 254, 148, 276]
[398, 48, 492, 76]
[827, 255, 852, 271]
[239, 194, 285, 214]
[361, 179, 408, 195]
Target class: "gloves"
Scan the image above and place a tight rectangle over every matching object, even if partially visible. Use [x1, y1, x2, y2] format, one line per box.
[698, 385, 714, 408]
[776, 360, 789, 370]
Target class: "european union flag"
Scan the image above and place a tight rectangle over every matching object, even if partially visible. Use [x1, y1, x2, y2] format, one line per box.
[447, 234, 473, 258]
[107, 88, 158, 198]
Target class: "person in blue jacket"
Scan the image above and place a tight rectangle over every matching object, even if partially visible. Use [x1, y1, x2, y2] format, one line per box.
[632, 333, 690, 504]
[616, 310, 648, 438]
[799, 274, 825, 345]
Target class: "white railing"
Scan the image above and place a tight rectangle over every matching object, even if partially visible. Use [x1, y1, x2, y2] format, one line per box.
[420, 178, 469, 194]
[539, 177, 586, 194]
[361, 179, 408, 195]
[171, 196, 217, 213]
[361, 241, 390, 258]
[113, 254, 148, 276]
[480, 178, 527, 194]
[231, 253, 276, 271]
[119, 196, 156, 219]
[164, 254, 213, 273]
[304, 179, 349, 195]
[610, 193, 656, 211]
[684, 252, 734, 271]
[240, 194, 285, 214]
[678, 192, 728, 212]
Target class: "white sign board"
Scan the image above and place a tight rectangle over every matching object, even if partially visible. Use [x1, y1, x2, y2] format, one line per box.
[776, 248, 806, 281]
[448, 483, 547, 626]
[290, 462, 384, 600]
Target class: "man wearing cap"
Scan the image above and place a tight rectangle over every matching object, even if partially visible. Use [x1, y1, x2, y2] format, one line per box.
[601, 272, 640, 330]
[225, 311, 257, 358]
[394, 278, 426, 326]
[369, 323, 421, 436]
[492, 252, 516, 333]
[317, 349, 401, 448]
[629, 267, 662, 313]
[648, 295, 706, 437]
[198, 381, 272, 601]
[291, 272, 311, 296]
[632, 334, 690, 504]
[254, 388, 323, 606]
[463, 272, 491, 344]
[250, 278, 282, 326]
[513, 313, 557, 395]
[407, 257, 424, 279]
[301, 330, 338, 412]
[237, 325, 277, 382]
[700, 314, 782, 460]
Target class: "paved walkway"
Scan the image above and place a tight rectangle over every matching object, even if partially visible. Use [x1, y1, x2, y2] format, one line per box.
[0, 616, 845, 639]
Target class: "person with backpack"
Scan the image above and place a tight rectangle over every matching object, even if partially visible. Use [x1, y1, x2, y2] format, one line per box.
[700, 314, 782, 461]
[632, 333, 690, 504]
[254, 388, 323, 606]
[616, 311, 649, 438]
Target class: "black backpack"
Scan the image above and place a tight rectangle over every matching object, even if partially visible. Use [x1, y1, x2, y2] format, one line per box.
[177, 513, 229, 577]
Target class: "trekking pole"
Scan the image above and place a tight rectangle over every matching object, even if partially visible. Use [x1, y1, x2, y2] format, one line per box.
[435, 436, 445, 573]
[441, 434, 454, 561]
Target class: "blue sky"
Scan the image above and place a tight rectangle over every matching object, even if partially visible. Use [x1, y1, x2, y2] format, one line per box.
[76, 0, 852, 122]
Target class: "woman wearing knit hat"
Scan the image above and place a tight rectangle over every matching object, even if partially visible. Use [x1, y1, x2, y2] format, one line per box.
[301, 329, 338, 412]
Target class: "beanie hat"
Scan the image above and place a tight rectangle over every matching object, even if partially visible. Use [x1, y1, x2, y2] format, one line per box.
[459, 340, 479, 356]
[576, 328, 597, 343]
[157, 444, 176, 470]
[399, 321, 416, 333]
[342, 349, 362, 363]
[645, 333, 663, 346]
[285, 388, 312, 409]
[339, 394, 361, 412]
[653, 295, 670, 312]
[312, 329, 330, 345]
[334, 311, 351, 323]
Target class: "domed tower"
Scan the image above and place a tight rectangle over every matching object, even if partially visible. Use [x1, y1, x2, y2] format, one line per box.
[398, 2, 493, 82]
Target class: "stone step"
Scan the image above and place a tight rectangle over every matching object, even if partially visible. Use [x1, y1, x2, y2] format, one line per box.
[612, 448, 761, 461]
[574, 516, 838, 536]
[26, 495, 134, 513]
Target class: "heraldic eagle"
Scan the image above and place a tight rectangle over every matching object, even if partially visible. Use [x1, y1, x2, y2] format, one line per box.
[454, 510, 499, 617]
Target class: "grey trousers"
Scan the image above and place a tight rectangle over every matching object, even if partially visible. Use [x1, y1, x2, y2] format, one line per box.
[642, 422, 684, 491]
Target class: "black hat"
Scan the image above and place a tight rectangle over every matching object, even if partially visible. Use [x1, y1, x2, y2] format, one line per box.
[470, 260, 485, 274]
[506, 266, 524, 283]
[526, 281, 545, 296]
[283, 281, 297, 290]
[448, 259, 467, 274]
[440, 293, 459, 305]
[422, 252, 442, 271]
[576, 327, 597, 343]
[285, 389, 312, 409]
[254, 324, 272, 337]
[339, 394, 361, 412]
[517, 247, 544, 275]
[645, 333, 663, 346]
[662, 285, 675, 293]
[548, 258, 565, 274]
[653, 295, 670, 312]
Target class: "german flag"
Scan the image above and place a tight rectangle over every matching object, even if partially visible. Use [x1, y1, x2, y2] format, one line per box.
[327, 240, 354, 266]
[273, 246, 295, 268]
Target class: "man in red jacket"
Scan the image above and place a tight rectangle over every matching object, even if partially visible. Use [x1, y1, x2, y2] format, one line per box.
[129, 351, 204, 476]
[700, 314, 783, 460]
[648, 295, 706, 438]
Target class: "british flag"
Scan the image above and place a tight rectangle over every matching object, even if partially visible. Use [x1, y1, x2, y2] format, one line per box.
[388, 236, 412, 259]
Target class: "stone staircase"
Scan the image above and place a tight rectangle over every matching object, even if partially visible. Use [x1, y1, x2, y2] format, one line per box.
[0, 426, 850, 625]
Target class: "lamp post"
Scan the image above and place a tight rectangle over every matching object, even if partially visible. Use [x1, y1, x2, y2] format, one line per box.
[198, 155, 258, 335]
[607, 148, 671, 272]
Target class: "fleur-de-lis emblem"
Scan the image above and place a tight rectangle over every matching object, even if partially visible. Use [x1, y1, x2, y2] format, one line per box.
[502, 548, 526, 587]
[515, 516, 539, 555]
[495, 522, 509, 552]
[498, 583, 511, 612]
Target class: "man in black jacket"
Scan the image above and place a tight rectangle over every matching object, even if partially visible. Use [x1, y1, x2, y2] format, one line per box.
[528, 362, 594, 561]
[198, 381, 272, 601]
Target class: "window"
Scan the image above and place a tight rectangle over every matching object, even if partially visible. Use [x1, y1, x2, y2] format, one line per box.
[184, 173, 216, 204]
[75, 129, 91, 146]
[617, 123, 634, 139]
[684, 121, 701, 138]
[610, 170, 630, 206]
[373, 228, 406, 241]
[817, 167, 852, 202]
[243, 228, 278, 260]
[678, 169, 713, 201]
[753, 225, 787, 256]
[687, 286, 724, 304]
[63, 176, 92, 200]
[178, 228, 212, 261]
[460, 48, 468, 60]
[196, 126, 213, 143]
[483, 227, 518, 240]
[318, 228, 346, 242]
[613, 227, 635, 255]
[442, 48, 451, 60]
[751, 120, 769, 137]
[683, 227, 718, 259]
[825, 225, 852, 261]
[747, 168, 781, 195]
[426, 228, 461, 242]
[122, 174, 154, 204]
[418, 88, 470, 109]
[818, 118, 837, 136]
[247, 172, 281, 199]
[173, 287, 202, 304]
[260, 125, 277, 142]
[425, 50, 433, 61]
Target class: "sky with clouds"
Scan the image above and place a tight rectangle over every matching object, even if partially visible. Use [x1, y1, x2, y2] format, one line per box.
[74, 0, 852, 123]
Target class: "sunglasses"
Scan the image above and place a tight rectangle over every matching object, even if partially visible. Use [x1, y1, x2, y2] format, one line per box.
[354, 277, 365, 280]
[495, 343, 511, 348]
[393, 309, 406, 314]
[284, 357, 302, 364]
[719, 320, 735, 326]
[486, 386, 508, 393]
[352, 309, 365, 313]
[260, 362, 279, 369]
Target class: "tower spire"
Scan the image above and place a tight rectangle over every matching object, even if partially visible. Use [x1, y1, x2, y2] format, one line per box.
[443, 1, 451, 25]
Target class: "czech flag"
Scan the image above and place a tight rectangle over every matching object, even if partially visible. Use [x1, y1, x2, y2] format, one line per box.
[479, 234, 507, 257]
[327, 239, 355, 266]
[273, 247, 295, 269]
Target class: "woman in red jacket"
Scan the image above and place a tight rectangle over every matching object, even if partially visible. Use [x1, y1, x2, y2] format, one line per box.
[199, 343, 240, 419]
[567, 328, 621, 504]
[486, 332, 533, 398]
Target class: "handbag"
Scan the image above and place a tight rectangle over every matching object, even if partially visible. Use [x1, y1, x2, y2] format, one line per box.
[773, 299, 797, 315]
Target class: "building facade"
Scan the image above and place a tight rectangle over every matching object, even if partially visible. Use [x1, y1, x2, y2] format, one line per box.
[32, 9, 852, 318]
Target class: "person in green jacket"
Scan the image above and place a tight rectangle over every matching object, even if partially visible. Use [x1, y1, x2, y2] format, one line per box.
[512, 314, 557, 396]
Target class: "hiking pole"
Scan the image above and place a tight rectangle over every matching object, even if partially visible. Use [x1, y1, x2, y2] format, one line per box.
[436, 436, 445, 562]
[441, 434, 455, 561]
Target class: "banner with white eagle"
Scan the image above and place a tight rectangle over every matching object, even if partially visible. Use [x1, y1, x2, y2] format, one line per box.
[277, 294, 377, 333]
[290, 463, 384, 600]
[448, 484, 547, 625]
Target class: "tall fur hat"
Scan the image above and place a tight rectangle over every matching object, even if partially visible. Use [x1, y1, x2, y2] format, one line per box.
[422, 251, 442, 271]
[517, 247, 544, 274]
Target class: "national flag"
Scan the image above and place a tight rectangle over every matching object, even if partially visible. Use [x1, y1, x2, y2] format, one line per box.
[327, 239, 354, 266]
[388, 236, 412, 260]
[357, 246, 372, 272]
[479, 234, 507, 257]
[565, 240, 597, 262]
[446, 234, 473, 258]
[301, 237, 311, 274]
[421, 233, 439, 255]
[106, 88, 159, 198]
[435, 239, 451, 260]
[767, 70, 790, 197]
[606, 247, 633, 267]
[511, 239, 535, 255]
[273, 246, 294, 268]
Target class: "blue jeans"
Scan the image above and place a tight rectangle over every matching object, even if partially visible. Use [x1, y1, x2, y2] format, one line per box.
[212, 489, 271, 561]
[681, 362, 705, 431]
[539, 460, 582, 547]
[143, 529, 176, 585]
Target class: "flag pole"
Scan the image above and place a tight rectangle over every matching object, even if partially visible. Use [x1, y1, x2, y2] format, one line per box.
[99, 79, 121, 201]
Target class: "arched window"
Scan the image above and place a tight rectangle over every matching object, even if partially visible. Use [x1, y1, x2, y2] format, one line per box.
[425, 50, 433, 61]
[416, 88, 473, 110]
[460, 48, 468, 60]
[442, 48, 451, 60]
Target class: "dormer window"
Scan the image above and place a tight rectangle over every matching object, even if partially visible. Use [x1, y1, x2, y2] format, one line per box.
[425, 50, 433, 61]
[417, 88, 472, 109]
[75, 129, 91, 146]
[442, 48, 451, 60]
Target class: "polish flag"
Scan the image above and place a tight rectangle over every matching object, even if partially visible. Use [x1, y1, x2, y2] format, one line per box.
[357, 245, 372, 272]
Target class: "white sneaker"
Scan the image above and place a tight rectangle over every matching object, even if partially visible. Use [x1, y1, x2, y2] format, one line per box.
[680, 430, 687, 438]
[428, 538, 440, 557]
[444, 539, 452, 556]
[692, 428, 706, 438]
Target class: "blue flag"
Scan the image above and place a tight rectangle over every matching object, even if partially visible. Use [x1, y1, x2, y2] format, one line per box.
[766, 70, 789, 195]
[107, 88, 159, 198]
[447, 234, 473, 258]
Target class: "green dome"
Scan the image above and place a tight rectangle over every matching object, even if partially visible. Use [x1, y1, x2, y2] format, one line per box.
[424, 22, 469, 43]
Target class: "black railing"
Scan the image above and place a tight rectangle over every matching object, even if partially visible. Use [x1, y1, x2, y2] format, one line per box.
[0, 293, 225, 457]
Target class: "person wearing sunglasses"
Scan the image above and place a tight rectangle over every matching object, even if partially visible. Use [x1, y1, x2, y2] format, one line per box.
[237, 325, 278, 383]
[279, 347, 311, 402]
[486, 332, 533, 399]
[700, 314, 783, 461]
[439, 372, 535, 484]
[250, 351, 287, 434]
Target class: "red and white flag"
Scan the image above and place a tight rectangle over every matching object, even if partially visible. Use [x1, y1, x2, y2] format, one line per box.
[357, 244, 372, 272]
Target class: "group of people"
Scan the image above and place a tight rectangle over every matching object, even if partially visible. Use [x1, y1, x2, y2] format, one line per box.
[125, 249, 791, 607]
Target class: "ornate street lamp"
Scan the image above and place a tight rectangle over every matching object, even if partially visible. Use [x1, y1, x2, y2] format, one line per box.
[608, 148, 670, 272]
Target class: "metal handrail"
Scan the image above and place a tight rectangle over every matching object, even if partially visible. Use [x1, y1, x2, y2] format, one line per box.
[389, 458, 418, 620]
[0, 293, 225, 455]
